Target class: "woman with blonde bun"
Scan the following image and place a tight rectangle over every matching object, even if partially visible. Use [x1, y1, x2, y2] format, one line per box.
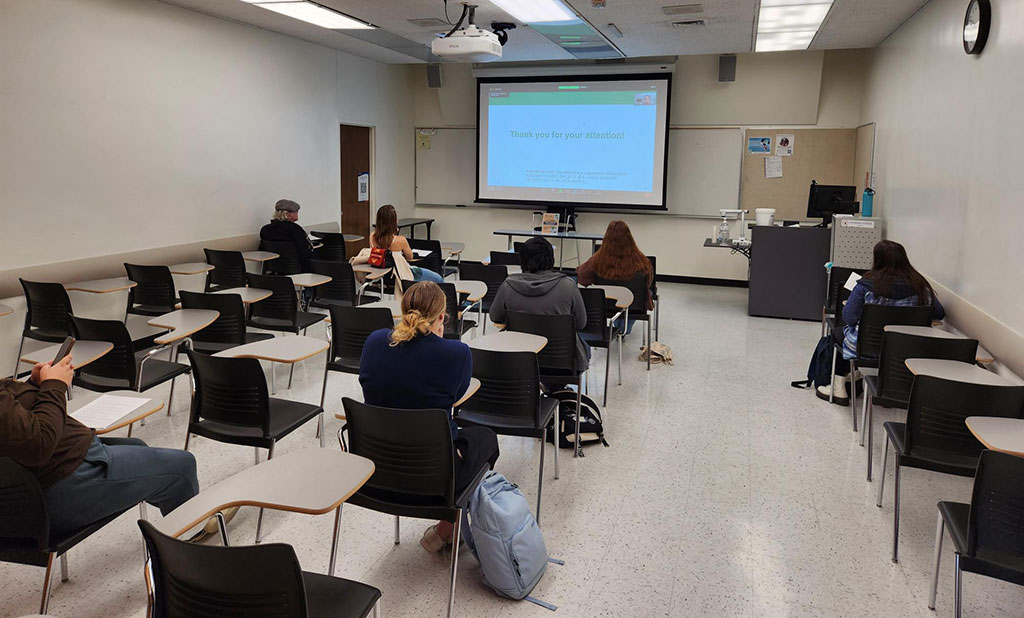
[358, 281, 499, 553]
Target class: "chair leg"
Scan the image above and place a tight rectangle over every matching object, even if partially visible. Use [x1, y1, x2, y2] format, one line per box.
[876, 434, 889, 507]
[646, 319, 651, 371]
[892, 456, 901, 563]
[394, 516, 400, 545]
[216, 512, 230, 546]
[255, 441, 275, 544]
[859, 390, 869, 447]
[553, 403, 560, 480]
[537, 431, 545, 524]
[287, 362, 295, 390]
[447, 509, 463, 618]
[829, 346, 837, 403]
[617, 333, 623, 386]
[328, 504, 343, 577]
[14, 335, 26, 380]
[183, 431, 191, 451]
[39, 552, 55, 614]
[865, 399, 874, 482]
[318, 411, 325, 448]
[271, 362, 276, 396]
[953, 554, 963, 618]
[603, 344, 610, 407]
[928, 511, 945, 610]
[166, 376, 176, 416]
[573, 376, 583, 458]
[374, 599, 381, 618]
[59, 553, 68, 583]
[850, 360, 858, 432]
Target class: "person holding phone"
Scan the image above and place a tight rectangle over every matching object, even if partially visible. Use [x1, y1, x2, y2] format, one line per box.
[0, 354, 199, 537]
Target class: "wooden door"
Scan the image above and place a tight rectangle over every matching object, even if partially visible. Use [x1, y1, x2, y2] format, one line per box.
[340, 125, 371, 254]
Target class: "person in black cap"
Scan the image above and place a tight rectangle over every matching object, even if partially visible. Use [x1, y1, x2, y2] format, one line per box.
[259, 199, 313, 271]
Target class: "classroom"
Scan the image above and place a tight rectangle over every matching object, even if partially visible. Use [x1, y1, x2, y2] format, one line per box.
[1, 0, 1023, 616]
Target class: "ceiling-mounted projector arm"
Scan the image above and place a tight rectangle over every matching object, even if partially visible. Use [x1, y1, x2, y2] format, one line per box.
[444, 3, 477, 38]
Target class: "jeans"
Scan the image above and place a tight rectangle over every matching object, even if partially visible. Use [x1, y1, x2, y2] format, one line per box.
[412, 266, 445, 283]
[43, 437, 199, 536]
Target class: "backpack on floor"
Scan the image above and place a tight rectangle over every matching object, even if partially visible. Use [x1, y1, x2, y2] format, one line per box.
[462, 472, 558, 608]
[545, 390, 608, 450]
[639, 341, 673, 365]
[791, 335, 833, 389]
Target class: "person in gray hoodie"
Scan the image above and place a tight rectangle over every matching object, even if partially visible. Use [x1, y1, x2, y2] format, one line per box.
[489, 237, 590, 370]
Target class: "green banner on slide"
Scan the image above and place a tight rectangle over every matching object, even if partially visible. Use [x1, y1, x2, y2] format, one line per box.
[488, 91, 641, 106]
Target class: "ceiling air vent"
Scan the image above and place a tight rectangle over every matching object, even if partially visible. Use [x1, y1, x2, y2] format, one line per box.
[407, 17, 452, 28]
[662, 4, 703, 16]
[670, 19, 706, 28]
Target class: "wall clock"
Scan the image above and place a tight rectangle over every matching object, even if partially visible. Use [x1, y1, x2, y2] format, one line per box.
[963, 0, 991, 54]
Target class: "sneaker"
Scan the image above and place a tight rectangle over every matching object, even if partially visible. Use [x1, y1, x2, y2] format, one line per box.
[816, 381, 850, 406]
[419, 525, 449, 553]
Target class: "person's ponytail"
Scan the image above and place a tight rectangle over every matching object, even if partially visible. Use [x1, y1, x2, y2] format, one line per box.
[390, 308, 435, 345]
[388, 281, 446, 346]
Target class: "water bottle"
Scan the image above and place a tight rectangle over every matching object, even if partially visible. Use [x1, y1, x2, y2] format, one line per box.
[861, 188, 875, 217]
[717, 218, 730, 243]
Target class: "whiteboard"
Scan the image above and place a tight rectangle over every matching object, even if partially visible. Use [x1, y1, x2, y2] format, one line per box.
[415, 126, 741, 216]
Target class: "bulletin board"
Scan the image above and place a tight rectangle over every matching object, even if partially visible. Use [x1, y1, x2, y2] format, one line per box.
[740, 128, 856, 222]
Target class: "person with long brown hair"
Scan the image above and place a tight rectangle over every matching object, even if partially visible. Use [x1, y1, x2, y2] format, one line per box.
[577, 220, 654, 311]
[358, 281, 499, 552]
[370, 204, 445, 283]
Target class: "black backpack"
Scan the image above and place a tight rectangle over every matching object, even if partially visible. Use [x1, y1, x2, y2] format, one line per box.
[545, 390, 608, 455]
[792, 336, 833, 389]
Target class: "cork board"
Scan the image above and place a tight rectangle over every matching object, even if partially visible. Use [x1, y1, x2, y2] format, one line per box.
[740, 128, 856, 222]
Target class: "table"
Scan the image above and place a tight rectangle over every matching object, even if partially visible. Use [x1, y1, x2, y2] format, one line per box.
[702, 238, 752, 260]
[966, 417, 1024, 457]
[64, 277, 137, 294]
[905, 358, 1017, 386]
[152, 449, 374, 576]
[885, 325, 994, 364]
[493, 228, 603, 268]
[352, 264, 390, 279]
[21, 340, 114, 370]
[440, 241, 465, 255]
[454, 377, 481, 407]
[398, 217, 434, 240]
[0, 303, 12, 317]
[468, 331, 548, 353]
[242, 251, 279, 275]
[310, 231, 364, 242]
[212, 287, 273, 304]
[588, 284, 633, 310]
[68, 390, 164, 436]
[215, 335, 329, 395]
[357, 299, 402, 318]
[147, 309, 220, 345]
[454, 280, 486, 302]
[290, 273, 332, 289]
[168, 262, 214, 276]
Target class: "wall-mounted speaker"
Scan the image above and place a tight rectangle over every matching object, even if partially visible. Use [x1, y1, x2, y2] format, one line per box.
[718, 55, 736, 82]
[426, 63, 443, 88]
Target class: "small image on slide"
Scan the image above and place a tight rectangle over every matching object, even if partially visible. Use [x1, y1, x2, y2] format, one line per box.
[633, 92, 655, 106]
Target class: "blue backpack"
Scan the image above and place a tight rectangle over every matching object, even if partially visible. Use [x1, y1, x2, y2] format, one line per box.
[463, 472, 562, 609]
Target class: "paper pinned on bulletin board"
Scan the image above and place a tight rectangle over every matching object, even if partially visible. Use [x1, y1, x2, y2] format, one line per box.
[357, 172, 369, 202]
[748, 136, 772, 154]
[417, 128, 435, 150]
[765, 156, 783, 179]
[775, 134, 794, 156]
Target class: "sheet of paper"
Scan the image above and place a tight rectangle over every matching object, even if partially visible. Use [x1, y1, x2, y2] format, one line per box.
[71, 394, 148, 429]
[412, 248, 433, 257]
[765, 156, 783, 179]
[775, 133, 794, 156]
[844, 271, 862, 291]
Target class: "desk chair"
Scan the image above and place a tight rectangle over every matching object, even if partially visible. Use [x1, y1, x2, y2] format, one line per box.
[488, 251, 520, 267]
[14, 280, 74, 379]
[260, 240, 303, 276]
[124, 264, 177, 317]
[203, 249, 247, 292]
[458, 263, 507, 334]
[876, 374, 1024, 563]
[70, 316, 191, 424]
[138, 520, 381, 618]
[312, 232, 348, 262]
[595, 272, 653, 371]
[408, 239, 445, 279]
[456, 348, 559, 522]
[647, 256, 660, 340]
[580, 287, 619, 406]
[184, 350, 324, 543]
[439, 282, 477, 340]
[929, 450, 1024, 618]
[309, 260, 378, 309]
[860, 331, 978, 480]
[245, 273, 327, 390]
[340, 398, 491, 618]
[1, 451, 146, 614]
[320, 305, 394, 419]
[178, 291, 274, 354]
[506, 312, 587, 457]
[822, 266, 865, 337]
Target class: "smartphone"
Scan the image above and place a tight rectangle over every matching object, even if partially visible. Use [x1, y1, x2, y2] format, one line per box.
[52, 336, 76, 365]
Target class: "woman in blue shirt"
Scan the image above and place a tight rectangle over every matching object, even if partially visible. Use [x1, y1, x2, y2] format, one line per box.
[820, 240, 945, 403]
[359, 281, 499, 552]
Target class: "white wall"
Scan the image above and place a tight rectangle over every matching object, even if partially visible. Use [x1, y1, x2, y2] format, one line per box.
[860, 0, 1024, 335]
[413, 50, 866, 279]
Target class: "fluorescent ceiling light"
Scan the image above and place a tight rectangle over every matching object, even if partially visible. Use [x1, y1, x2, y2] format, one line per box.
[253, 1, 373, 29]
[760, 0, 831, 6]
[755, 30, 816, 52]
[489, 0, 577, 24]
[757, 4, 831, 33]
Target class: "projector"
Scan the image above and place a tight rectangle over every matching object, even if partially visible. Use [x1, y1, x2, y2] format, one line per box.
[431, 24, 502, 62]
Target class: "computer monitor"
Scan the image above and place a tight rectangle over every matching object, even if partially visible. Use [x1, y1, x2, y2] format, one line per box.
[807, 182, 858, 224]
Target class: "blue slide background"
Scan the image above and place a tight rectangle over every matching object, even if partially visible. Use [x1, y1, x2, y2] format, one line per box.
[487, 104, 657, 192]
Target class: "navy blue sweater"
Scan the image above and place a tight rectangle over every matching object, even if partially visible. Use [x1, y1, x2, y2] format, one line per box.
[842, 277, 945, 327]
[358, 329, 472, 439]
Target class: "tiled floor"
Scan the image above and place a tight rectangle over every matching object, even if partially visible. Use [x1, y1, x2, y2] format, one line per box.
[2, 283, 1022, 617]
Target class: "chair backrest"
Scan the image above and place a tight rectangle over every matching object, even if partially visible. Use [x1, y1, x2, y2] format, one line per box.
[905, 375, 1024, 460]
[246, 273, 298, 326]
[506, 311, 579, 374]
[488, 251, 520, 267]
[327, 305, 394, 363]
[826, 267, 865, 314]
[186, 349, 271, 435]
[69, 315, 137, 386]
[876, 331, 979, 406]
[459, 263, 507, 304]
[438, 282, 463, 340]
[513, 241, 525, 253]
[579, 287, 609, 339]
[310, 260, 358, 304]
[138, 520, 308, 618]
[0, 457, 49, 554]
[179, 291, 246, 346]
[967, 450, 1024, 559]
[19, 279, 73, 336]
[594, 272, 648, 314]
[646, 255, 658, 297]
[124, 264, 177, 312]
[408, 239, 444, 277]
[203, 249, 248, 291]
[461, 348, 541, 424]
[342, 398, 456, 501]
[856, 304, 934, 359]
[259, 240, 303, 275]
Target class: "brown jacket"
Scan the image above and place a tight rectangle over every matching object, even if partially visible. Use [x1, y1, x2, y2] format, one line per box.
[0, 378, 93, 487]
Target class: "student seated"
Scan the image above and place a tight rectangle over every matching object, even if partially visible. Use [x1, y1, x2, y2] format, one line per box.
[358, 281, 498, 552]
[259, 198, 314, 271]
[576, 220, 654, 332]
[0, 356, 199, 536]
[819, 239, 946, 403]
[371, 204, 444, 283]
[489, 237, 589, 371]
